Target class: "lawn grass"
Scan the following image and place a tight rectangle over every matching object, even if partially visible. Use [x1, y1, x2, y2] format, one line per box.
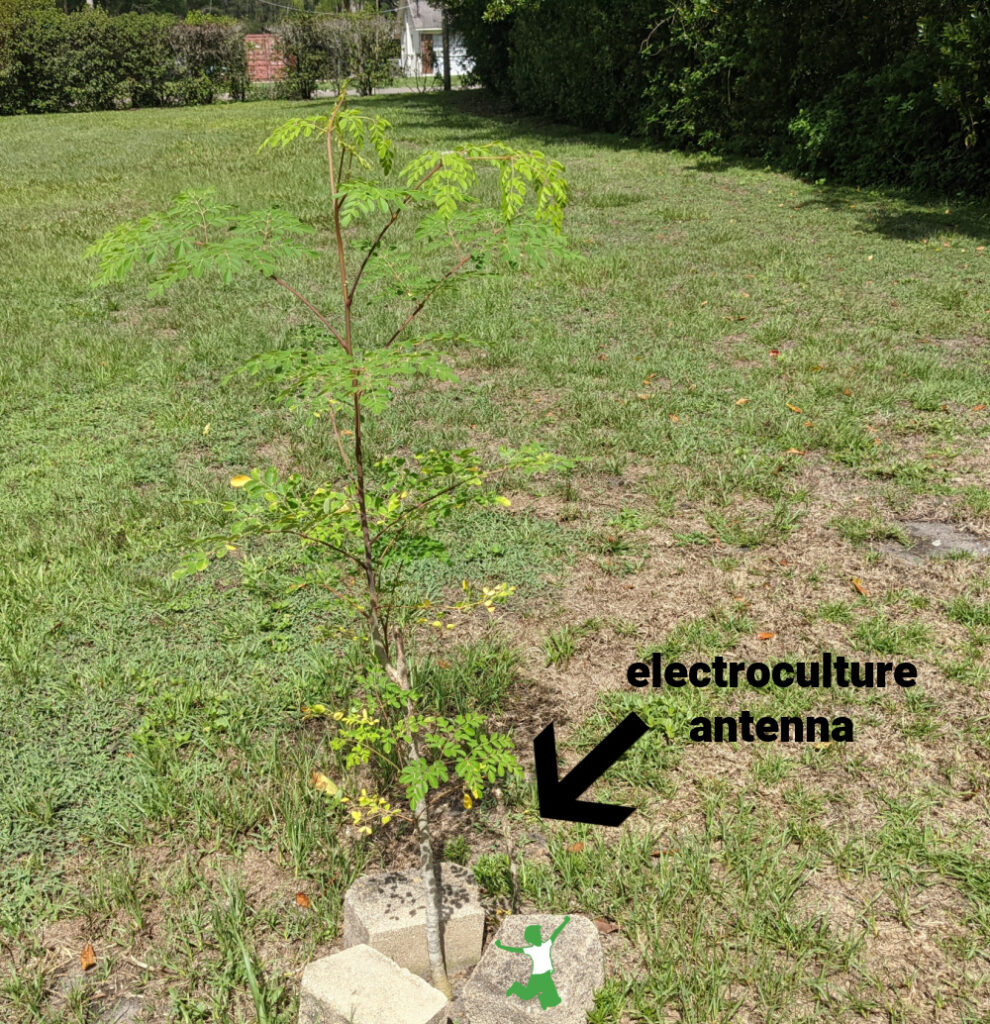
[1, 91, 989, 1023]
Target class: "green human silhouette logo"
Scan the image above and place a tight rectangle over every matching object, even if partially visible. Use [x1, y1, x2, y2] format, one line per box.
[495, 915, 570, 1010]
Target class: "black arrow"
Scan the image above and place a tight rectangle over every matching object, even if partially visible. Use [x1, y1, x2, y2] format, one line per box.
[534, 712, 649, 827]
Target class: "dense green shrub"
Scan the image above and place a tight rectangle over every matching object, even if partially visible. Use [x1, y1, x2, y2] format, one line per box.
[169, 14, 247, 103]
[0, 6, 246, 114]
[502, 0, 654, 133]
[453, 0, 990, 192]
[274, 11, 397, 100]
[788, 51, 988, 192]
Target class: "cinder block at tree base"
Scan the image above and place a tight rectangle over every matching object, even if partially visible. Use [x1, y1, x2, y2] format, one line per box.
[298, 944, 448, 1024]
[462, 914, 604, 1024]
[342, 863, 484, 979]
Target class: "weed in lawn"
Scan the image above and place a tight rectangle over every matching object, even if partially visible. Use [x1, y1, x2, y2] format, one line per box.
[543, 618, 601, 667]
[641, 606, 755, 661]
[816, 600, 856, 625]
[830, 513, 909, 546]
[443, 835, 471, 865]
[946, 593, 990, 629]
[851, 613, 933, 656]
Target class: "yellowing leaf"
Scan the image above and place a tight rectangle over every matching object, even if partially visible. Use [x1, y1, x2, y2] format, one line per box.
[230, 474, 251, 488]
[462, 792, 473, 810]
[310, 771, 339, 797]
[851, 578, 868, 596]
[786, 403, 802, 413]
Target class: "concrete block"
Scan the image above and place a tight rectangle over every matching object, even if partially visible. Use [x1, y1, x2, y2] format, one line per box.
[342, 863, 484, 979]
[461, 914, 604, 1023]
[298, 944, 448, 1024]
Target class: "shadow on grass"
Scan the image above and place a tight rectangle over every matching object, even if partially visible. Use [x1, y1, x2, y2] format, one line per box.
[302, 88, 990, 242]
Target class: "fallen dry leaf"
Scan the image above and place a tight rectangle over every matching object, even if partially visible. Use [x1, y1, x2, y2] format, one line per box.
[851, 577, 868, 596]
[669, 414, 680, 422]
[295, 892, 312, 909]
[973, 404, 987, 411]
[769, 348, 780, 358]
[786, 403, 802, 413]
[785, 448, 806, 455]
[566, 841, 585, 854]
[593, 918, 619, 935]
[757, 632, 775, 640]
[735, 397, 749, 406]
[80, 944, 96, 971]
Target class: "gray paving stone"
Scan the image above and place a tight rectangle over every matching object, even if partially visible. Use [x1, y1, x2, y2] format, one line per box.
[298, 944, 448, 1024]
[461, 914, 603, 1023]
[881, 520, 990, 563]
[343, 863, 484, 980]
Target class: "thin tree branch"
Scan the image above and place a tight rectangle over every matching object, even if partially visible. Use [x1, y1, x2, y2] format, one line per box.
[284, 530, 365, 570]
[382, 251, 474, 348]
[324, 400, 353, 472]
[347, 164, 444, 304]
[271, 276, 346, 347]
[348, 207, 402, 301]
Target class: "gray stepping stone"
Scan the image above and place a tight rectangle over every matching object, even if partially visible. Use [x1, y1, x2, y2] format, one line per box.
[462, 914, 604, 1023]
[343, 863, 484, 980]
[299, 944, 448, 1024]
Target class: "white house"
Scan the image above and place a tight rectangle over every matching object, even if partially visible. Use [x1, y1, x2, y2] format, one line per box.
[398, 1, 473, 78]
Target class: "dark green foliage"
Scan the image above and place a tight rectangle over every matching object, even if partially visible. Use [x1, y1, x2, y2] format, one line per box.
[503, 0, 654, 133]
[168, 15, 248, 104]
[787, 52, 986, 193]
[273, 12, 397, 100]
[454, 0, 990, 192]
[0, 8, 245, 114]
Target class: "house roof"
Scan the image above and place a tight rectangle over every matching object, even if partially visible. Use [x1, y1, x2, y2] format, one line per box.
[406, 0, 443, 32]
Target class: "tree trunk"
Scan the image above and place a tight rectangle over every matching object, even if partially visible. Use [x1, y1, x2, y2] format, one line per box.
[385, 633, 452, 998]
[441, 6, 452, 91]
[494, 786, 520, 913]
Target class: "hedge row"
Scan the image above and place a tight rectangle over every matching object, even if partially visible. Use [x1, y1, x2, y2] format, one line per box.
[0, 8, 247, 114]
[451, 0, 990, 192]
[0, 5, 397, 115]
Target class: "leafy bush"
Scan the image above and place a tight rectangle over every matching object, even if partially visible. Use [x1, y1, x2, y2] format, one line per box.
[454, 0, 990, 192]
[169, 15, 247, 104]
[274, 11, 397, 100]
[788, 51, 988, 192]
[0, 6, 247, 114]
